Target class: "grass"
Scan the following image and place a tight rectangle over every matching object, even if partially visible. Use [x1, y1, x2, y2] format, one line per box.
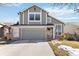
[60, 40, 79, 48]
[48, 41, 69, 56]
[48, 40, 79, 56]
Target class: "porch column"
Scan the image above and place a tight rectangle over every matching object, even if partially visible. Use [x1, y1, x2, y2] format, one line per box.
[53, 26, 55, 39]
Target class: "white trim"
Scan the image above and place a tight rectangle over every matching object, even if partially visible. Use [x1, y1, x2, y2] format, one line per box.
[23, 12, 24, 24]
[57, 24, 62, 32]
[20, 28, 22, 40]
[49, 18, 52, 23]
[46, 13, 47, 24]
[60, 24, 62, 33]
[12, 25, 53, 27]
[45, 27, 47, 40]
[29, 12, 41, 14]
[28, 10, 29, 24]
[17, 26, 46, 28]
[55, 24, 62, 35]
[40, 10, 42, 24]
[53, 26, 55, 39]
[19, 13, 21, 24]
[29, 20, 41, 22]
[47, 17, 52, 24]
[28, 12, 41, 23]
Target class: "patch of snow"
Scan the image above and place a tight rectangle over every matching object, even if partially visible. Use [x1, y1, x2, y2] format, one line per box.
[0, 25, 3, 28]
[0, 41, 7, 44]
[52, 40, 62, 45]
[58, 45, 79, 56]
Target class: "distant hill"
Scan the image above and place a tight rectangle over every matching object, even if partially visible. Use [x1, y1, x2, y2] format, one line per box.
[0, 22, 14, 26]
[65, 22, 79, 26]
[64, 22, 79, 34]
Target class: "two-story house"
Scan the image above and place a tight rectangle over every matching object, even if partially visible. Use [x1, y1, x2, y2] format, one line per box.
[12, 5, 64, 40]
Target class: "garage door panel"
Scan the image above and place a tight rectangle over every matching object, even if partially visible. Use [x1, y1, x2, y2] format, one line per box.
[21, 28, 45, 40]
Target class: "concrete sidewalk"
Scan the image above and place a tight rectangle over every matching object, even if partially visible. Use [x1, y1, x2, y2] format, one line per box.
[0, 40, 55, 56]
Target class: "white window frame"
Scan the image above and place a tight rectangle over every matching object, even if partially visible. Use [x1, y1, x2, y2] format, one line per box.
[23, 12, 24, 24]
[46, 13, 47, 24]
[55, 24, 62, 35]
[40, 10, 42, 24]
[47, 17, 52, 24]
[28, 12, 41, 22]
[49, 17, 52, 23]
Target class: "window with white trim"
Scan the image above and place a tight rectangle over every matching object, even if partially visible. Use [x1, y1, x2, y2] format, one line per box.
[55, 24, 62, 35]
[29, 14, 34, 20]
[29, 12, 40, 21]
[47, 17, 52, 23]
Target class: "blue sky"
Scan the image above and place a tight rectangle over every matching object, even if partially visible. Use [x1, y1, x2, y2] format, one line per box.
[0, 3, 79, 23]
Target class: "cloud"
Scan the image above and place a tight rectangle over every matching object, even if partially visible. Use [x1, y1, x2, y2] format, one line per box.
[45, 7, 74, 17]
[0, 3, 22, 7]
[44, 7, 79, 22]
[0, 17, 19, 23]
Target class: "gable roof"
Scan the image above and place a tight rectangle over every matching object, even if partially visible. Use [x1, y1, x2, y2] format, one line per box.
[48, 15, 64, 24]
[18, 5, 49, 14]
[18, 5, 64, 24]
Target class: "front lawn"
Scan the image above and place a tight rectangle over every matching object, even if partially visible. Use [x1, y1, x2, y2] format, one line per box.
[61, 40, 79, 48]
[48, 40, 79, 56]
[48, 41, 69, 56]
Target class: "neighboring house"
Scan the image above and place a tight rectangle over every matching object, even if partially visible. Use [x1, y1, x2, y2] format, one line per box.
[64, 23, 79, 34]
[0, 24, 4, 38]
[0, 23, 11, 40]
[1, 22, 13, 27]
[0, 24, 9, 38]
[12, 5, 64, 40]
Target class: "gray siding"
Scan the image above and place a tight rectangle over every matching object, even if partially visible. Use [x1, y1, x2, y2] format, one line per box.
[47, 16, 62, 25]
[19, 5, 64, 27]
[11, 26, 20, 40]
[29, 22, 40, 24]
[29, 6, 40, 12]
[24, 10, 28, 24]
[54, 19, 62, 24]
[47, 17, 53, 24]
[52, 18, 62, 24]
[19, 6, 48, 25]
[28, 6, 41, 24]
[47, 16, 64, 38]
[42, 10, 46, 24]
[20, 13, 23, 24]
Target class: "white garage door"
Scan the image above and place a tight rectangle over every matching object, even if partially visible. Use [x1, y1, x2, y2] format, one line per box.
[21, 27, 46, 40]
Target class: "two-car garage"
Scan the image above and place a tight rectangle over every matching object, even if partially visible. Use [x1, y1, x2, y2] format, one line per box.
[20, 26, 46, 40]
[12, 26, 47, 40]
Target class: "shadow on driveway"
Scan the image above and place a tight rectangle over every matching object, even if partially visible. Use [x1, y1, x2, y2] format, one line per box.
[10, 39, 48, 44]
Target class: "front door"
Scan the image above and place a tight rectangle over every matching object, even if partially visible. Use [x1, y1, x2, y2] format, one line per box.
[47, 27, 53, 40]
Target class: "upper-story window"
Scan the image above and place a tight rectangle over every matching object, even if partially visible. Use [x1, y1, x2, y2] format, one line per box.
[29, 12, 40, 21]
[35, 14, 40, 20]
[47, 17, 53, 24]
[29, 14, 34, 20]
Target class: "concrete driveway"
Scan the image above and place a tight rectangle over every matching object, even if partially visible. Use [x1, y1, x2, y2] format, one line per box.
[0, 40, 55, 56]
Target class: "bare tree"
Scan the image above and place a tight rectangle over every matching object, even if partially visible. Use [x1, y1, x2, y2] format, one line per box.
[49, 3, 79, 12]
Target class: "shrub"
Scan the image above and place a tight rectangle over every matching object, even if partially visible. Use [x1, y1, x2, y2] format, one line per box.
[59, 33, 65, 41]
[65, 33, 79, 41]
[74, 34, 79, 41]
